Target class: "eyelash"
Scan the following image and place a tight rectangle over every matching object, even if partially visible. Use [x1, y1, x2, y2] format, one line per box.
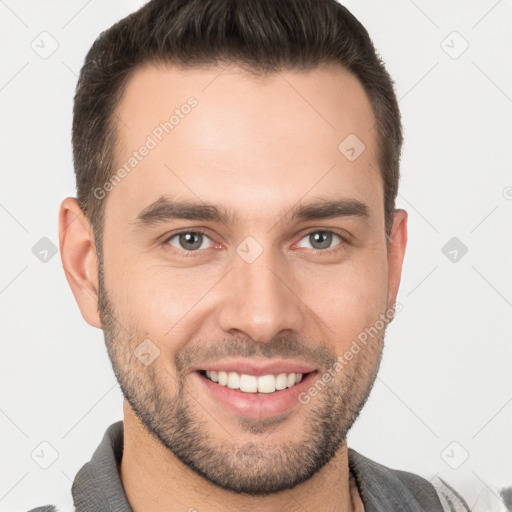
[162, 229, 349, 257]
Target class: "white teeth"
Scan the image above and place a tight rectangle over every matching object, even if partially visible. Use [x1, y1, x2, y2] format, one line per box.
[203, 370, 305, 393]
[257, 374, 276, 393]
[227, 371, 240, 389]
[275, 373, 287, 390]
[240, 374, 258, 392]
[205, 370, 219, 382]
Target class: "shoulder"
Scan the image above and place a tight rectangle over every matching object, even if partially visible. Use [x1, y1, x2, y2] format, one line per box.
[431, 477, 473, 512]
[348, 448, 471, 511]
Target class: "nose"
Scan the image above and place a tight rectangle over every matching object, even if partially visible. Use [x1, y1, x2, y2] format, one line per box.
[216, 242, 305, 343]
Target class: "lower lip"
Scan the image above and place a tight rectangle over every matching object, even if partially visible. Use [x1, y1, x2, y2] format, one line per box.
[194, 371, 318, 419]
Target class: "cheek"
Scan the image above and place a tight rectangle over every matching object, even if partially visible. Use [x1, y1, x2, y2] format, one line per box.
[110, 262, 222, 341]
[295, 255, 389, 345]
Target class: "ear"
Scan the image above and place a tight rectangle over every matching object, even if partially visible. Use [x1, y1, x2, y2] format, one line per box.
[59, 197, 102, 328]
[387, 209, 408, 312]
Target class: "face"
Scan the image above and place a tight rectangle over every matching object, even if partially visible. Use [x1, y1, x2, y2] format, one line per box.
[90, 62, 405, 495]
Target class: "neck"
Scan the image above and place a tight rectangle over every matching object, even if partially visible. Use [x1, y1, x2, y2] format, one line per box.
[119, 403, 354, 512]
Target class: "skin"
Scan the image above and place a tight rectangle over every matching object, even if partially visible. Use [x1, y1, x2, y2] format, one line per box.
[59, 62, 407, 512]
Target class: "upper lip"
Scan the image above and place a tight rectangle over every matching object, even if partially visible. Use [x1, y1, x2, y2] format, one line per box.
[192, 359, 317, 377]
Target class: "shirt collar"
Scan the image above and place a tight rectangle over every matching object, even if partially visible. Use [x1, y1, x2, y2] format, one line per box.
[71, 421, 443, 512]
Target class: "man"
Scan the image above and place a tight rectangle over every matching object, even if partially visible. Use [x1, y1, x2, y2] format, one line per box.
[30, 0, 471, 510]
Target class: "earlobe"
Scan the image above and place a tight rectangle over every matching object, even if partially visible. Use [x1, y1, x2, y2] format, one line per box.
[387, 209, 408, 313]
[59, 197, 102, 328]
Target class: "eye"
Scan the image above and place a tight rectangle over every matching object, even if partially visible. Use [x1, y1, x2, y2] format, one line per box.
[297, 230, 344, 252]
[166, 230, 214, 252]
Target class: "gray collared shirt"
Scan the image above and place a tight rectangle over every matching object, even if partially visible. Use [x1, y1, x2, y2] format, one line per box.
[28, 420, 470, 512]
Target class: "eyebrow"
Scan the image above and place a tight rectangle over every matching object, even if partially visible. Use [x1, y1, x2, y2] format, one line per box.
[132, 196, 369, 228]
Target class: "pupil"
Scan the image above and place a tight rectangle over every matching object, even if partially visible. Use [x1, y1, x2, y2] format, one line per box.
[311, 231, 331, 250]
[180, 232, 202, 250]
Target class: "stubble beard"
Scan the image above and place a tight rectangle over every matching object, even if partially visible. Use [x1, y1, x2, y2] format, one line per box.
[97, 265, 385, 495]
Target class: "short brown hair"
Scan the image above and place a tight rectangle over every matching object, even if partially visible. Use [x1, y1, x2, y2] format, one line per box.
[73, 0, 402, 246]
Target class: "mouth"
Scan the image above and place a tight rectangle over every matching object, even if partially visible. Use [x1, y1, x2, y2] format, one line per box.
[194, 369, 319, 419]
[198, 369, 311, 394]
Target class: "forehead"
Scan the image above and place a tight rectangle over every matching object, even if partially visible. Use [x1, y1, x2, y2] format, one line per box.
[108, 62, 382, 224]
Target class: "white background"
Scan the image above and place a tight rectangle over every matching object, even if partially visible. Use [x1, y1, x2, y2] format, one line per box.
[0, 1, 511, 511]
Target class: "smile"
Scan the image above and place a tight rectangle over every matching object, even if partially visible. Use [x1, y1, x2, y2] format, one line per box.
[195, 369, 318, 419]
[201, 370, 305, 394]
